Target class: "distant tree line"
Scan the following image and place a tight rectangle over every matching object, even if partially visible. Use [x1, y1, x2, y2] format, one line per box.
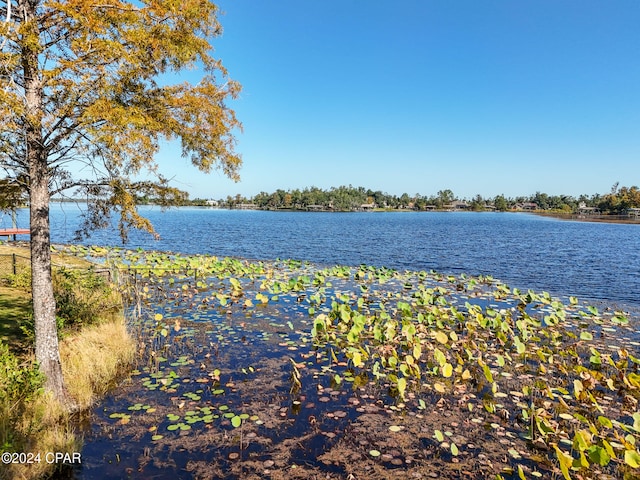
[596, 183, 640, 214]
[179, 183, 639, 215]
[5, 181, 640, 216]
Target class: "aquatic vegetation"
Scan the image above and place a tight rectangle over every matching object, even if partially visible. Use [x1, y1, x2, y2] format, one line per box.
[58, 244, 640, 479]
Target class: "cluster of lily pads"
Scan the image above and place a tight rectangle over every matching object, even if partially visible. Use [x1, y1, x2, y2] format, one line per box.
[56, 244, 640, 479]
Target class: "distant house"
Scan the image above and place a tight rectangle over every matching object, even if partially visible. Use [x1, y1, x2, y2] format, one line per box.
[205, 199, 218, 206]
[627, 208, 640, 218]
[578, 202, 599, 215]
[359, 203, 376, 211]
[515, 202, 538, 211]
[444, 201, 469, 211]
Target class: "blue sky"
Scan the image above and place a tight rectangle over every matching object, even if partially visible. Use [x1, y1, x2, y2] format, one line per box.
[159, 0, 640, 200]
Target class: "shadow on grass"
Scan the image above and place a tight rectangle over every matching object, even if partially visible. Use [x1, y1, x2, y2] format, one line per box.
[0, 286, 31, 352]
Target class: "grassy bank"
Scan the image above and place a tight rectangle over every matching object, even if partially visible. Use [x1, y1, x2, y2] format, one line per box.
[0, 243, 135, 480]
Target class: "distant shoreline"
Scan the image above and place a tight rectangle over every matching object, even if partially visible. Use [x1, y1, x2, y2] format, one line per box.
[225, 206, 640, 223]
[532, 212, 640, 225]
[195, 206, 640, 224]
[31, 202, 640, 224]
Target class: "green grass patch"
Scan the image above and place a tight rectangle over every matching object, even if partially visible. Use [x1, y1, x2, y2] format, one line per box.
[0, 286, 31, 351]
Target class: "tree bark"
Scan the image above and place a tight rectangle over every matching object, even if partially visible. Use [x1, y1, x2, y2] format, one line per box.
[20, 0, 72, 408]
[30, 156, 72, 406]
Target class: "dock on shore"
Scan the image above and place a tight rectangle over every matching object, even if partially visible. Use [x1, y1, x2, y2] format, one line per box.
[0, 228, 30, 241]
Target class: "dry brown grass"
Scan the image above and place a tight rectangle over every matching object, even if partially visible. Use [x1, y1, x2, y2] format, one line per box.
[1, 319, 136, 480]
[0, 242, 95, 268]
[0, 243, 29, 256]
[0, 243, 136, 480]
[61, 316, 136, 409]
[4, 394, 80, 480]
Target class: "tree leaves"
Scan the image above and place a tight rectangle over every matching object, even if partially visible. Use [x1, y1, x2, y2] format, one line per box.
[2, 0, 244, 405]
[2, 0, 242, 239]
[0, 179, 25, 211]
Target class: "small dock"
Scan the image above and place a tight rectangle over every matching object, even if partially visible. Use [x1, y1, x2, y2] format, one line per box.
[0, 228, 30, 241]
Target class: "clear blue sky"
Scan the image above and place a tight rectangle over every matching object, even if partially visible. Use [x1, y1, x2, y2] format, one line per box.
[158, 0, 640, 200]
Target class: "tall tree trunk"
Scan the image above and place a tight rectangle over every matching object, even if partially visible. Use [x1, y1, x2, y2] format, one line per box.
[21, 0, 72, 408]
[30, 157, 71, 406]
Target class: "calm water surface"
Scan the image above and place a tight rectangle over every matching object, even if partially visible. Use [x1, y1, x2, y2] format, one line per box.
[5, 205, 640, 306]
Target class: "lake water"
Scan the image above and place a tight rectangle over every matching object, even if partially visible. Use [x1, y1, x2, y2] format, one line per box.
[5, 204, 640, 306]
[7, 205, 639, 480]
